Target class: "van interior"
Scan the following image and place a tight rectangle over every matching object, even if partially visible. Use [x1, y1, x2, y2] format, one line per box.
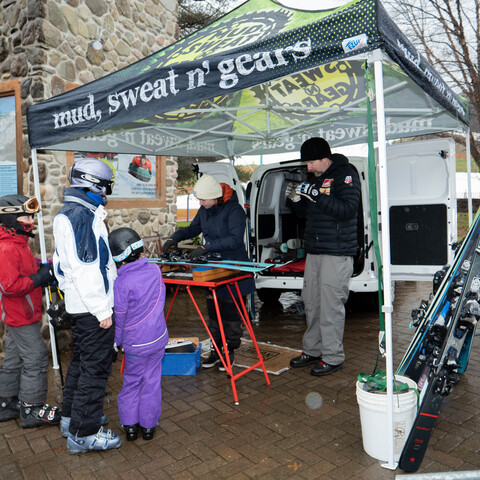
[248, 163, 365, 281]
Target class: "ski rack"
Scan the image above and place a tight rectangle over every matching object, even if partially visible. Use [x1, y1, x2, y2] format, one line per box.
[397, 210, 480, 472]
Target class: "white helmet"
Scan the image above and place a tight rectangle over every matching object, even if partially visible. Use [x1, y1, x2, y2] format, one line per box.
[68, 158, 114, 197]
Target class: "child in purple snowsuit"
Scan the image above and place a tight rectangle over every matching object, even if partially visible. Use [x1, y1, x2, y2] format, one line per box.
[109, 228, 168, 441]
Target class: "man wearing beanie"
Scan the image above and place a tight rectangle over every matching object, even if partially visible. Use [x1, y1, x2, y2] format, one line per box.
[162, 174, 255, 370]
[286, 138, 360, 376]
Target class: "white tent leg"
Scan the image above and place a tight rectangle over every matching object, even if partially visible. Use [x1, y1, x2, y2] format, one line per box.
[32, 148, 59, 370]
[373, 50, 396, 470]
[466, 129, 473, 225]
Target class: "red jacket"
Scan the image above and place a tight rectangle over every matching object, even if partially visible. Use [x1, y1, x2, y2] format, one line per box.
[0, 227, 42, 327]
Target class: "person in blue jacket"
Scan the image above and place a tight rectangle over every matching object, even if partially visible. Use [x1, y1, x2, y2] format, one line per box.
[162, 174, 255, 370]
[53, 158, 121, 453]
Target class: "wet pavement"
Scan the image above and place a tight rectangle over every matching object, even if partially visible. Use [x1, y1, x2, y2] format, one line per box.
[1, 281, 480, 479]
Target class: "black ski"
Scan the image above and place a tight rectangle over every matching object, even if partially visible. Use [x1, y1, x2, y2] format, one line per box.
[398, 235, 480, 472]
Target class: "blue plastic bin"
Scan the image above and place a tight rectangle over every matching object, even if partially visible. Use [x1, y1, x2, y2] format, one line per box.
[162, 344, 202, 375]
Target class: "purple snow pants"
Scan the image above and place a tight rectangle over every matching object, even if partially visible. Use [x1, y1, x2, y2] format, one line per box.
[117, 349, 165, 429]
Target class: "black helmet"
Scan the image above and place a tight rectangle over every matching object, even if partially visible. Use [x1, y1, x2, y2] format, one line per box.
[109, 227, 144, 263]
[0, 195, 39, 237]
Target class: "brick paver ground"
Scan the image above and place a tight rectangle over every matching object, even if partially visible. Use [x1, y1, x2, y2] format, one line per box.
[1, 281, 480, 479]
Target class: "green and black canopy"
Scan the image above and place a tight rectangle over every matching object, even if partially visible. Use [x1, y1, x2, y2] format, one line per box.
[27, 0, 469, 156]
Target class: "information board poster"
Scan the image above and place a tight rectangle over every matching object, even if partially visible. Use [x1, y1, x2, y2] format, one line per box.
[0, 96, 17, 196]
[74, 152, 157, 199]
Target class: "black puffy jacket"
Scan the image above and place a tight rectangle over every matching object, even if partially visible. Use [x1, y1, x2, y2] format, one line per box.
[297, 154, 360, 256]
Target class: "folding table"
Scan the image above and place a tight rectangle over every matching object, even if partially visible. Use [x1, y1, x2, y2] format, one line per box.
[162, 271, 271, 404]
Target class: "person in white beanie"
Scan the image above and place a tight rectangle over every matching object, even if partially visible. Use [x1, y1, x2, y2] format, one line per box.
[162, 174, 255, 370]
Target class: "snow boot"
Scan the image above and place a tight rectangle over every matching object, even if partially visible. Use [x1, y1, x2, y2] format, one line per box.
[123, 423, 139, 441]
[218, 349, 235, 372]
[202, 349, 221, 368]
[20, 402, 61, 428]
[141, 426, 155, 441]
[0, 397, 20, 422]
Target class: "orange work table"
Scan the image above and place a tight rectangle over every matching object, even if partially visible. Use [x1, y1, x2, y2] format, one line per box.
[162, 271, 271, 404]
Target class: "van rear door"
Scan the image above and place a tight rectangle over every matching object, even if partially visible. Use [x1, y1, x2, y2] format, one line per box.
[386, 138, 457, 281]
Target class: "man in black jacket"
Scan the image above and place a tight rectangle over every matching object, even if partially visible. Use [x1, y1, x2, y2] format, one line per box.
[287, 137, 360, 376]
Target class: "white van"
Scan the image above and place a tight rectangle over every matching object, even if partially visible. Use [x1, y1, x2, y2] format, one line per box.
[196, 138, 458, 303]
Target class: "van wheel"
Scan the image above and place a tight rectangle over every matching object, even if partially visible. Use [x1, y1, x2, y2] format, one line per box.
[256, 288, 282, 303]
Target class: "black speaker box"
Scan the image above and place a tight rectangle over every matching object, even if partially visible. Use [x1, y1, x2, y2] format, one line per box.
[389, 204, 447, 266]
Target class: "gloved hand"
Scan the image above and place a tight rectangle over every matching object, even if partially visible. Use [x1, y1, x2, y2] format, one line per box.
[295, 182, 319, 202]
[189, 246, 207, 260]
[285, 182, 301, 202]
[30, 263, 55, 288]
[162, 238, 178, 254]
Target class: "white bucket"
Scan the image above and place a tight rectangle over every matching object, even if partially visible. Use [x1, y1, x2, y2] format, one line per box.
[356, 375, 418, 462]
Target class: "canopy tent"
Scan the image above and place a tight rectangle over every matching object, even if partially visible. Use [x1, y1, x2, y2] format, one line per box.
[27, 0, 467, 156]
[26, 0, 471, 470]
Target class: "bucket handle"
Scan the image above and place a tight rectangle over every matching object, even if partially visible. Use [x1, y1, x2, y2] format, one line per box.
[357, 370, 419, 411]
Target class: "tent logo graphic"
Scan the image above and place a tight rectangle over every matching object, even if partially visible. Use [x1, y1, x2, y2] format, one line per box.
[156, 11, 292, 67]
[250, 61, 361, 120]
[342, 34, 368, 53]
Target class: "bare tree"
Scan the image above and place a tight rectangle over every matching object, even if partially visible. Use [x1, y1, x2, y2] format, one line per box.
[385, 0, 480, 167]
[178, 0, 242, 39]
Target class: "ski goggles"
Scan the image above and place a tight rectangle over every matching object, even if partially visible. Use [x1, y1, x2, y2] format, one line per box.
[112, 239, 144, 263]
[0, 197, 40, 215]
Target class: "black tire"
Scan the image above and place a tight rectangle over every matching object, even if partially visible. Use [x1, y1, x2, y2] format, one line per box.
[256, 288, 282, 303]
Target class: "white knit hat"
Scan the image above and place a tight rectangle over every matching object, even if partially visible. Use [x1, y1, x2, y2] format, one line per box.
[193, 174, 222, 199]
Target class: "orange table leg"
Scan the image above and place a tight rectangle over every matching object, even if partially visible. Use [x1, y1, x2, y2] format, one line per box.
[226, 283, 271, 387]
[210, 288, 239, 404]
[184, 286, 226, 380]
[165, 285, 180, 322]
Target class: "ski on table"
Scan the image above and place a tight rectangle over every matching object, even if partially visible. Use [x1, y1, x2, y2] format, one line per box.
[149, 257, 287, 269]
[148, 258, 279, 273]
[398, 233, 480, 472]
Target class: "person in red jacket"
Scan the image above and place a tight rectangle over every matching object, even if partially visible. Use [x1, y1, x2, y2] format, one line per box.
[0, 194, 60, 427]
[131, 154, 152, 173]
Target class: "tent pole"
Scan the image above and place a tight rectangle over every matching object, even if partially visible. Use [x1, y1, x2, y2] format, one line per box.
[466, 128, 473, 225]
[32, 148, 59, 370]
[373, 50, 396, 470]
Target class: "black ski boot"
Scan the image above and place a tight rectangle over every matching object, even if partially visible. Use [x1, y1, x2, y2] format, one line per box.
[20, 402, 61, 428]
[0, 397, 20, 422]
[123, 423, 139, 441]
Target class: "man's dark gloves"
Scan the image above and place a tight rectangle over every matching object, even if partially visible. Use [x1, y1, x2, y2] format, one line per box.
[30, 263, 55, 288]
[162, 238, 178, 253]
[296, 182, 319, 202]
[189, 246, 207, 260]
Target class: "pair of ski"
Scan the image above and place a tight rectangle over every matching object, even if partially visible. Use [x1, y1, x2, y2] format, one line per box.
[397, 211, 480, 472]
[148, 257, 289, 273]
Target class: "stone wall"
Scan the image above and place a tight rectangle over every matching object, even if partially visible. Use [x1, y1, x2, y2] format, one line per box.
[1, 0, 180, 258]
[0, 0, 180, 354]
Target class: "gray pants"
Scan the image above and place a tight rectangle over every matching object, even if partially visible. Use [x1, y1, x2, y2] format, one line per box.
[301, 254, 353, 365]
[0, 323, 49, 404]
